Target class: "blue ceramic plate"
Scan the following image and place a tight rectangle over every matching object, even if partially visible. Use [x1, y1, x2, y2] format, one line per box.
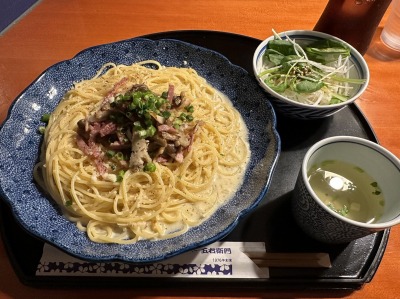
[0, 38, 280, 263]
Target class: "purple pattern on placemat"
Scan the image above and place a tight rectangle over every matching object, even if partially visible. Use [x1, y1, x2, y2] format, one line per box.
[37, 261, 233, 276]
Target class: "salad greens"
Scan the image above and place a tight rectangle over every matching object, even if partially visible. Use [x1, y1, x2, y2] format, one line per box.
[258, 30, 366, 105]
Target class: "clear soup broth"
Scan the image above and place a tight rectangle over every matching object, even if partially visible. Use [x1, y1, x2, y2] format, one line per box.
[308, 160, 385, 223]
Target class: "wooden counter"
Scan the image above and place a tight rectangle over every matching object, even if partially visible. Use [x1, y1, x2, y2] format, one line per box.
[1, 1, 400, 298]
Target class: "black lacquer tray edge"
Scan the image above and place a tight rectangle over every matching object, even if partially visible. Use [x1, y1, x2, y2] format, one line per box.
[0, 30, 389, 291]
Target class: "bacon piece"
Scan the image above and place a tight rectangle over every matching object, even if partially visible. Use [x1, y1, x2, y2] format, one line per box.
[155, 156, 168, 163]
[175, 151, 184, 163]
[167, 84, 174, 103]
[94, 158, 108, 176]
[158, 124, 178, 134]
[99, 122, 117, 137]
[108, 141, 130, 150]
[94, 77, 130, 120]
[76, 136, 100, 157]
[104, 77, 129, 103]
[186, 121, 203, 152]
[76, 136, 107, 175]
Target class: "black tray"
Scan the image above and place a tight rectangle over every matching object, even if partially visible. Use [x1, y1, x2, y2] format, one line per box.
[0, 30, 389, 290]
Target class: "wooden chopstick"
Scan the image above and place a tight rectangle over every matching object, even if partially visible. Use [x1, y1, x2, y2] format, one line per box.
[244, 252, 331, 268]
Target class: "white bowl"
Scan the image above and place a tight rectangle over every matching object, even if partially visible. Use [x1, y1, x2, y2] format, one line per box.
[292, 136, 400, 244]
[253, 30, 370, 119]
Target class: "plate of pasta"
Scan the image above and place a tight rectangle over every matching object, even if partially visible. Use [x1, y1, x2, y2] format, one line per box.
[0, 38, 280, 263]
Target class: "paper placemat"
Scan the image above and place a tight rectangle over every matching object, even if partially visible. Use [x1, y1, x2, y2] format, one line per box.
[36, 241, 269, 278]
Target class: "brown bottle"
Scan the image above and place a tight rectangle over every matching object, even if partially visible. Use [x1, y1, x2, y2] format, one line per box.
[314, 0, 392, 55]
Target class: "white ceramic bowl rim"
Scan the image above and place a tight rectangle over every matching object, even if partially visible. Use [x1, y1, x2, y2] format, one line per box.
[253, 30, 370, 109]
[302, 136, 400, 229]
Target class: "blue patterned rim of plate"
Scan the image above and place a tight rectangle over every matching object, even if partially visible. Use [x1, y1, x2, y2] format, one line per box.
[0, 38, 280, 263]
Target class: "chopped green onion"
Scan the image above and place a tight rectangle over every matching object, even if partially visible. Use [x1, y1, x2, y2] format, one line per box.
[122, 94, 131, 101]
[185, 105, 194, 113]
[115, 152, 124, 160]
[41, 113, 51, 123]
[156, 97, 166, 108]
[327, 203, 349, 216]
[146, 125, 156, 137]
[143, 162, 156, 172]
[106, 150, 116, 158]
[173, 119, 183, 129]
[117, 170, 125, 182]
[179, 113, 188, 121]
[162, 110, 171, 119]
[137, 129, 147, 138]
[38, 126, 46, 134]
[133, 121, 143, 131]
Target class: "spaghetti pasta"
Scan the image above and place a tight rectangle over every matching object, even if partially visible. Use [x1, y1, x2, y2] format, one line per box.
[34, 60, 250, 244]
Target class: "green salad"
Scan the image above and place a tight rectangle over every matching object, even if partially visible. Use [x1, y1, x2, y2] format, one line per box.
[258, 30, 366, 106]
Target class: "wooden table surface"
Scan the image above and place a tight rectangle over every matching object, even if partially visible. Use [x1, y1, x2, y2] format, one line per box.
[1, 0, 400, 298]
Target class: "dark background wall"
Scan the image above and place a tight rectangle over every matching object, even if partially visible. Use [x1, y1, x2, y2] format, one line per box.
[0, 0, 38, 33]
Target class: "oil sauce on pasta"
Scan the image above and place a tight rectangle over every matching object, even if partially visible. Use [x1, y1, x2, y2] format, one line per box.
[164, 96, 251, 236]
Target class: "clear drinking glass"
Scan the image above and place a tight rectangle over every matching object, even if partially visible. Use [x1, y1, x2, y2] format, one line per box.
[381, 0, 400, 51]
